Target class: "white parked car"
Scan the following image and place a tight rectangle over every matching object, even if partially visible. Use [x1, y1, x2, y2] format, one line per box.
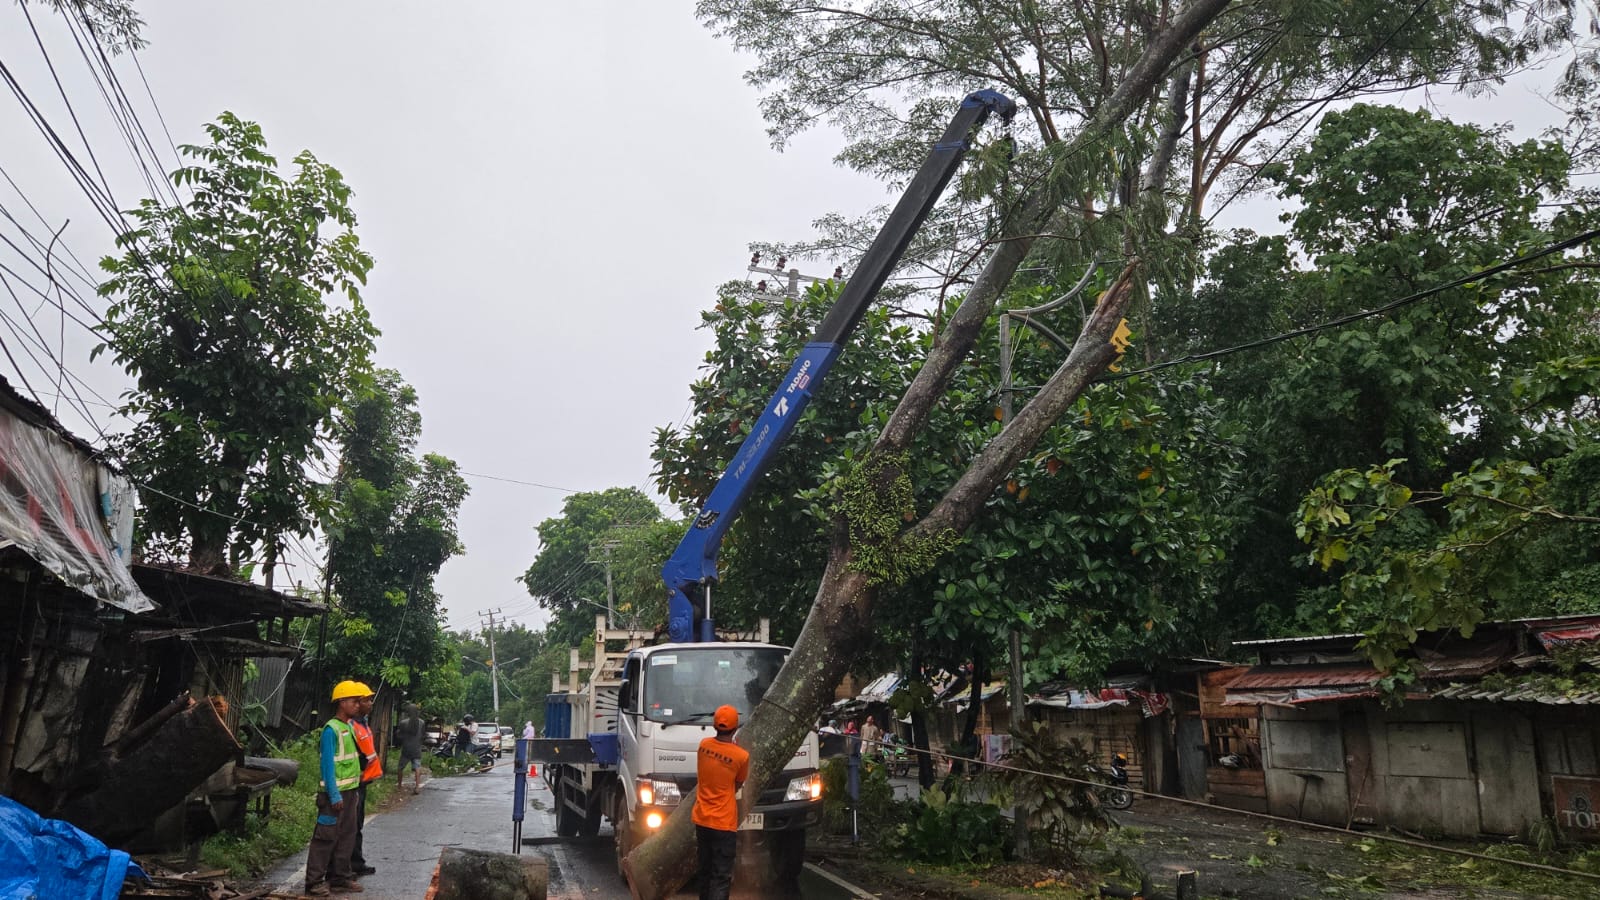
[474, 721, 504, 756]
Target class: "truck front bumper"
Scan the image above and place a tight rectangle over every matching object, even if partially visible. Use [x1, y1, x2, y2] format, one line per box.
[746, 799, 821, 833]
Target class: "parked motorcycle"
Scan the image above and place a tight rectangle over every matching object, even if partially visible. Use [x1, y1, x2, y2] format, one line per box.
[1092, 753, 1133, 810]
[884, 739, 913, 778]
[435, 735, 496, 772]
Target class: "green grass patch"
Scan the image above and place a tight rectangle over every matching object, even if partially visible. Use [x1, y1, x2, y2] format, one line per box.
[198, 734, 409, 878]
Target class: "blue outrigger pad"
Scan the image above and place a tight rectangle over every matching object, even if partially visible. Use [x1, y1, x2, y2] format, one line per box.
[0, 794, 144, 900]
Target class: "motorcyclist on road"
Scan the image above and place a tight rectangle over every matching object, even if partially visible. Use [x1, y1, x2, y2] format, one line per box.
[454, 716, 480, 757]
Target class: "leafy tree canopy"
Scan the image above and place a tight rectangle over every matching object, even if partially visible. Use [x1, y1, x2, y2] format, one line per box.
[323, 370, 469, 699]
[519, 487, 663, 645]
[98, 112, 378, 573]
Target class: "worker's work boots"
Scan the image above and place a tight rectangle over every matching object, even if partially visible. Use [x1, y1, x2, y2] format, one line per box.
[330, 883, 365, 894]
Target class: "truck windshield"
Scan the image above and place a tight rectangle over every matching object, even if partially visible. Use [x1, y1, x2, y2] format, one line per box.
[643, 647, 786, 724]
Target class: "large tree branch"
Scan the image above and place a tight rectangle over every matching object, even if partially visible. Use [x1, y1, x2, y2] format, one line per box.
[912, 262, 1141, 538]
[623, 3, 1234, 897]
[878, 0, 1232, 453]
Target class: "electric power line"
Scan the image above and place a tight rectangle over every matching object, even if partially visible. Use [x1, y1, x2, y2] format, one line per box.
[1117, 225, 1600, 380]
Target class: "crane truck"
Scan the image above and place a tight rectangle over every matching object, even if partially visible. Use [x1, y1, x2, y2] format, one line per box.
[530, 88, 1016, 885]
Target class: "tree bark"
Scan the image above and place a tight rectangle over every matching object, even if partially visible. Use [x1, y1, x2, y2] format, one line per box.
[955, 648, 986, 777]
[622, 3, 1233, 897]
[56, 695, 241, 844]
[435, 847, 548, 900]
[910, 650, 935, 790]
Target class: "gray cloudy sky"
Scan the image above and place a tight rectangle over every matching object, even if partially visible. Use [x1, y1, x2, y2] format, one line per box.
[0, 2, 1580, 636]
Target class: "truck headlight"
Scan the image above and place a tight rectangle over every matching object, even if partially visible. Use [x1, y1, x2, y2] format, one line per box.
[785, 774, 823, 801]
[639, 779, 681, 806]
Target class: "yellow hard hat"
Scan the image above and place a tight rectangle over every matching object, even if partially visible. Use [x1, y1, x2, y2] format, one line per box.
[331, 680, 374, 701]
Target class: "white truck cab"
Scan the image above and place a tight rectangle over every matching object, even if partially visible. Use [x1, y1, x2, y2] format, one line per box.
[538, 619, 821, 883]
[613, 642, 820, 877]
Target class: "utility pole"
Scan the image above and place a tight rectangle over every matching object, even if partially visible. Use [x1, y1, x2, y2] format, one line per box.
[748, 252, 840, 301]
[479, 607, 503, 713]
[998, 312, 1029, 857]
[591, 540, 620, 629]
[996, 261, 1098, 858]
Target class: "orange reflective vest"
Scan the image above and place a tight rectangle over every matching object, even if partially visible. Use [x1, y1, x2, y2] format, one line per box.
[351, 718, 383, 784]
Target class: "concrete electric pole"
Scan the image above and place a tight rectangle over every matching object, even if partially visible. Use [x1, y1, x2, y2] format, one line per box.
[995, 260, 1098, 858]
[590, 540, 620, 629]
[479, 607, 503, 713]
[748, 252, 839, 301]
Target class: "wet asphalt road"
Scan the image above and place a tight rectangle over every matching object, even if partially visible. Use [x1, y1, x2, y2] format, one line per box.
[260, 757, 866, 899]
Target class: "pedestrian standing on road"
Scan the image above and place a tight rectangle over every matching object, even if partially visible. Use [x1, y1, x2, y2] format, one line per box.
[305, 681, 369, 896]
[693, 704, 749, 900]
[348, 691, 383, 879]
[861, 715, 882, 757]
[395, 704, 425, 795]
[522, 720, 536, 741]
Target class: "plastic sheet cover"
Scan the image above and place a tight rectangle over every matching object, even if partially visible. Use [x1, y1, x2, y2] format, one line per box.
[0, 409, 151, 612]
[0, 794, 144, 900]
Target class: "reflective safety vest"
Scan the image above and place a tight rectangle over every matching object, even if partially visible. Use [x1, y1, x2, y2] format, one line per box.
[320, 719, 362, 793]
[352, 718, 383, 784]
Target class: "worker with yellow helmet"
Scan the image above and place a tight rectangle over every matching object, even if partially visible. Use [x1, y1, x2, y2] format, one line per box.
[305, 679, 374, 896]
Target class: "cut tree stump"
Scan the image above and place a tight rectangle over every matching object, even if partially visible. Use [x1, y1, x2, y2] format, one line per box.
[57, 695, 240, 843]
[435, 847, 548, 900]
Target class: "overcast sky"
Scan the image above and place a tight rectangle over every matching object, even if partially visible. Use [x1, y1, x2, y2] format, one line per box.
[0, 2, 1582, 636]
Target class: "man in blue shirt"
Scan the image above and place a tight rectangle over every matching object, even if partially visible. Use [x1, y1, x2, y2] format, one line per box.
[305, 680, 370, 895]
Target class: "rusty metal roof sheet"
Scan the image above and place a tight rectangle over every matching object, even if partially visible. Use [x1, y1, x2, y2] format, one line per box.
[1229, 633, 1364, 649]
[1225, 655, 1510, 694]
[1226, 664, 1379, 690]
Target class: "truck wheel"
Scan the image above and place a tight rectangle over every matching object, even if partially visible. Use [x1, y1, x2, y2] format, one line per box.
[613, 797, 634, 881]
[769, 829, 805, 884]
[555, 791, 579, 837]
[579, 798, 603, 837]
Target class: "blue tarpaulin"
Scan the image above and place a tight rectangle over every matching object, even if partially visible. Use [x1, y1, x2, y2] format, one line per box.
[0, 795, 143, 900]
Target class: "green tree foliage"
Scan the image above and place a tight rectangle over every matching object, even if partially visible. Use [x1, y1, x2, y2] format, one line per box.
[97, 113, 378, 573]
[697, 0, 1581, 291]
[323, 370, 469, 699]
[22, 0, 144, 51]
[607, 518, 688, 633]
[1294, 351, 1600, 670]
[654, 277, 1238, 682]
[518, 487, 663, 645]
[1163, 104, 1600, 643]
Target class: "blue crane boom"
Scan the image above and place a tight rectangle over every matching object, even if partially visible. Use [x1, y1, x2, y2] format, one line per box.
[660, 89, 1016, 643]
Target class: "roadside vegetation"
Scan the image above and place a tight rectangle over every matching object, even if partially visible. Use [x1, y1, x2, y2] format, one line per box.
[195, 736, 481, 878]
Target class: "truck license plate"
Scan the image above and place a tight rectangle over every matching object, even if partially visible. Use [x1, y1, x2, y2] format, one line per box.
[738, 813, 764, 831]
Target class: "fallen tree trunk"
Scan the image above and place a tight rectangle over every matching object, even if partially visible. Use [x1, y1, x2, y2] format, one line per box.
[435, 847, 548, 900]
[622, 3, 1232, 895]
[56, 694, 240, 844]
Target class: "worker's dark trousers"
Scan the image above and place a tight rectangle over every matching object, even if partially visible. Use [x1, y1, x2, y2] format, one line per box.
[696, 825, 737, 900]
[305, 791, 360, 888]
[350, 782, 369, 869]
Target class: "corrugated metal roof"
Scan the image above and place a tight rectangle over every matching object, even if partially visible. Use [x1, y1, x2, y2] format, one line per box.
[1229, 633, 1364, 648]
[1229, 615, 1600, 651]
[1227, 664, 1379, 690]
[1431, 683, 1600, 705]
[1225, 651, 1511, 692]
[857, 673, 901, 703]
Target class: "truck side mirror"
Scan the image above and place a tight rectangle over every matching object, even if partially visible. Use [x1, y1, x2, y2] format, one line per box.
[619, 679, 636, 714]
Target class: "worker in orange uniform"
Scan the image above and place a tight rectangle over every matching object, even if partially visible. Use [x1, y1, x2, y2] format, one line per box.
[692, 704, 749, 900]
[306, 681, 368, 896]
[349, 691, 383, 878]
